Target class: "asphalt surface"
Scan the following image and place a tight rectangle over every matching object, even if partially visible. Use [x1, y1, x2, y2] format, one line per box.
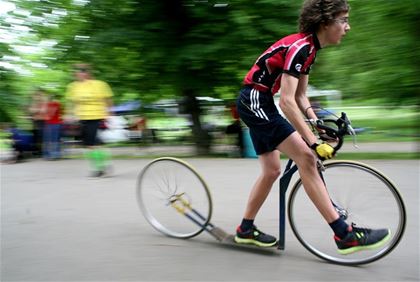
[1, 158, 419, 281]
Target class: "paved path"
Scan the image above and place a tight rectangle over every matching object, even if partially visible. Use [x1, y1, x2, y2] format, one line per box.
[1, 158, 419, 281]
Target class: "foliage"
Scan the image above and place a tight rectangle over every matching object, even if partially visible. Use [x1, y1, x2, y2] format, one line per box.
[1, 0, 419, 123]
[311, 0, 420, 105]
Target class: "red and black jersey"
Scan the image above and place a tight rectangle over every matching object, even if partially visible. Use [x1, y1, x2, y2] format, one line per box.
[243, 33, 321, 95]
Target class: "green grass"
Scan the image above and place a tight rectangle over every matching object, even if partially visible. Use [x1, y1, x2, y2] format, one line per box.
[66, 103, 419, 161]
[279, 152, 418, 161]
[333, 152, 419, 160]
[339, 105, 419, 142]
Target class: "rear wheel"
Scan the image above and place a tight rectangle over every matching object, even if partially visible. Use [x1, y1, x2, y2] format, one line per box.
[137, 157, 212, 239]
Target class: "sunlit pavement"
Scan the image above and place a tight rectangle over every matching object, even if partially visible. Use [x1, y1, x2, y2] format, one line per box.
[1, 158, 419, 281]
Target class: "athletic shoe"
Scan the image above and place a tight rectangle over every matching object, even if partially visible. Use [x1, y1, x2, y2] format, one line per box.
[234, 225, 277, 247]
[334, 223, 391, 255]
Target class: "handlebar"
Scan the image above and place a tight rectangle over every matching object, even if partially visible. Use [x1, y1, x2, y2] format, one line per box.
[308, 112, 356, 154]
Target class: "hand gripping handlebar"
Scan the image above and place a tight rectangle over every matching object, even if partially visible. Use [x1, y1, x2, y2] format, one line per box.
[313, 112, 355, 154]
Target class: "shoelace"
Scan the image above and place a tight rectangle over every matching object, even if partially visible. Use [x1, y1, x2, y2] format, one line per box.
[350, 223, 371, 234]
[252, 226, 265, 236]
[349, 223, 372, 243]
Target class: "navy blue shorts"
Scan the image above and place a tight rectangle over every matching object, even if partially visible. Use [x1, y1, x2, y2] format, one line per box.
[236, 86, 295, 155]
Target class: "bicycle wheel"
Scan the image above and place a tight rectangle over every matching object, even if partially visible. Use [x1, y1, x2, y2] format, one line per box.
[137, 157, 213, 239]
[288, 160, 406, 265]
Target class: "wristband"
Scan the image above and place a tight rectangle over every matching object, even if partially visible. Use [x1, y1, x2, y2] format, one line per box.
[310, 143, 318, 150]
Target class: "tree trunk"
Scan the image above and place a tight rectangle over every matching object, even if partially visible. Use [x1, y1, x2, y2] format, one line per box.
[181, 89, 212, 155]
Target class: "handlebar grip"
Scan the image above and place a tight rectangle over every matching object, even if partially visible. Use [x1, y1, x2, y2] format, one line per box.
[315, 113, 349, 153]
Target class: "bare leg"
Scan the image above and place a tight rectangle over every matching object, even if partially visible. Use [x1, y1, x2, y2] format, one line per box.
[278, 132, 339, 223]
[243, 150, 281, 219]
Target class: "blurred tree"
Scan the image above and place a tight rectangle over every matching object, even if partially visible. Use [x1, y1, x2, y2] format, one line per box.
[310, 0, 420, 105]
[2, 0, 419, 147]
[0, 67, 17, 123]
[0, 41, 20, 123]
[24, 0, 299, 153]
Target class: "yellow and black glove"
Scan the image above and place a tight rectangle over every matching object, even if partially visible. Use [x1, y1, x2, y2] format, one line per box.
[310, 143, 335, 160]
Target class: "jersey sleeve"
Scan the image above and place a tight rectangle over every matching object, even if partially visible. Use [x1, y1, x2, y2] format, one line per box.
[283, 45, 311, 78]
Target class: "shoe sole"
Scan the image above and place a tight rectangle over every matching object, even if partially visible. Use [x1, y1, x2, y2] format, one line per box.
[234, 236, 277, 248]
[337, 229, 391, 255]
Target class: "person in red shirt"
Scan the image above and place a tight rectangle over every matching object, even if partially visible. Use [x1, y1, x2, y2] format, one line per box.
[28, 89, 47, 156]
[43, 94, 62, 160]
[234, 0, 390, 255]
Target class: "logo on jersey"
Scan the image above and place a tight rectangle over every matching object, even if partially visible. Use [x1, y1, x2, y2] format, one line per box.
[295, 64, 302, 72]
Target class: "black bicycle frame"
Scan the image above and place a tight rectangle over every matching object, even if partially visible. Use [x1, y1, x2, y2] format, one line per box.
[165, 112, 352, 249]
[169, 157, 334, 250]
[169, 158, 304, 248]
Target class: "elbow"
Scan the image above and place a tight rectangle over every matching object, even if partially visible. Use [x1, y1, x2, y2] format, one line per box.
[279, 96, 294, 113]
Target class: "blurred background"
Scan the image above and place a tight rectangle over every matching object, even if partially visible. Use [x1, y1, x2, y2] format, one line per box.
[1, 0, 419, 158]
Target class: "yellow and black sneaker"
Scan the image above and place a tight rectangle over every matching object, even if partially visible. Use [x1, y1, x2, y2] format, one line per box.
[334, 223, 391, 255]
[234, 225, 277, 247]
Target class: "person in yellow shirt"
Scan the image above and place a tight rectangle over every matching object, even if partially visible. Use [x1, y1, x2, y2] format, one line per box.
[66, 64, 113, 177]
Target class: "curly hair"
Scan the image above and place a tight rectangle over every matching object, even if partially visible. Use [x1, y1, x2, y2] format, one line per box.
[299, 0, 350, 33]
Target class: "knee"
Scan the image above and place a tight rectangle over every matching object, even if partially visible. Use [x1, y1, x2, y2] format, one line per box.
[262, 167, 281, 182]
[295, 149, 317, 171]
